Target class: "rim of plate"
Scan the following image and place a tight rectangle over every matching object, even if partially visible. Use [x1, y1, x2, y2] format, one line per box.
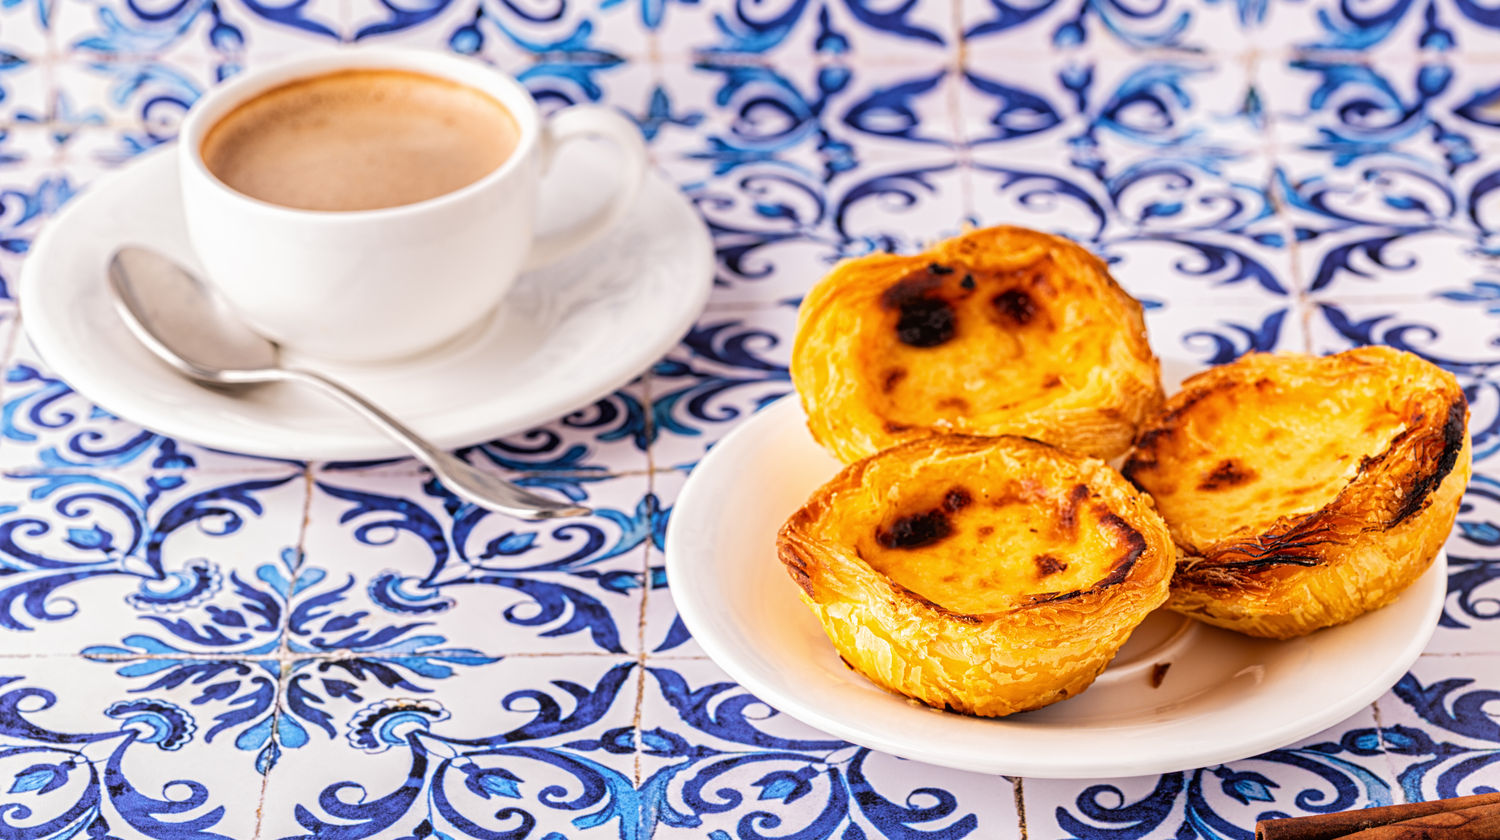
[18, 145, 714, 461]
[664, 396, 1447, 778]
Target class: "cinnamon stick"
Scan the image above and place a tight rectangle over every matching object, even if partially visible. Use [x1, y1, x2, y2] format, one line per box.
[1256, 793, 1500, 840]
[1339, 801, 1500, 839]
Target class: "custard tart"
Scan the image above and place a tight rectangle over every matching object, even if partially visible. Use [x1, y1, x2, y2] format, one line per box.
[1123, 347, 1470, 639]
[791, 225, 1163, 463]
[777, 434, 1175, 717]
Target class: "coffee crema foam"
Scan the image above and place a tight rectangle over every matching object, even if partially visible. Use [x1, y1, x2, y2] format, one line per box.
[200, 69, 520, 212]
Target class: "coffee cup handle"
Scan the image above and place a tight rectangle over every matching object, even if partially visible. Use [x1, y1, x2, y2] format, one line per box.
[522, 106, 648, 271]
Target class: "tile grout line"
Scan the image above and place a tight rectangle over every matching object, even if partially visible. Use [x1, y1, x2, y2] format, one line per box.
[1368, 698, 1407, 803]
[250, 464, 315, 840]
[1250, 47, 1316, 352]
[631, 459, 657, 825]
[1011, 776, 1029, 840]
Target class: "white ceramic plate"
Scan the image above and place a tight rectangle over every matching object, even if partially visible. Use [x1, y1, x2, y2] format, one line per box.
[19, 144, 713, 461]
[664, 396, 1447, 778]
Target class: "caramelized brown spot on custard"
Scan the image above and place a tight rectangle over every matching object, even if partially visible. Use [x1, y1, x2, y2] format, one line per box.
[1198, 458, 1258, 491]
[943, 488, 972, 512]
[1033, 554, 1067, 578]
[992, 289, 1037, 326]
[894, 298, 955, 347]
[881, 368, 907, 394]
[1058, 484, 1090, 532]
[876, 510, 952, 550]
[977, 525, 994, 537]
[937, 396, 970, 412]
[881, 271, 956, 348]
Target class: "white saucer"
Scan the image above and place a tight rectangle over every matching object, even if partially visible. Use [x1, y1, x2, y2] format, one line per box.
[665, 396, 1446, 778]
[19, 145, 713, 461]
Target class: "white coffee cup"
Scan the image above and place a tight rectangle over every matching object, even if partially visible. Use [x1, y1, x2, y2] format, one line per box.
[178, 48, 648, 363]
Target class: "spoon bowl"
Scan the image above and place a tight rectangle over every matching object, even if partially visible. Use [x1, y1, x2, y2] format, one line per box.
[108, 246, 590, 521]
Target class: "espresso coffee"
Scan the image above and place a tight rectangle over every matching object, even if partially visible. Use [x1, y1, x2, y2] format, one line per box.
[200, 69, 520, 212]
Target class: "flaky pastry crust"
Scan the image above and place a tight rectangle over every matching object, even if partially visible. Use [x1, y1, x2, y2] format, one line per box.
[1123, 347, 1471, 639]
[777, 434, 1174, 717]
[791, 225, 1163, 463]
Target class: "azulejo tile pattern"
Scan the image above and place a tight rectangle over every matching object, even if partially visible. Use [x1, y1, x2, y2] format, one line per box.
[0, 0, 1489, 838]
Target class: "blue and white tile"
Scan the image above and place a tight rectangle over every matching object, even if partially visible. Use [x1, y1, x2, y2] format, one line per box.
[688, 170, 848, 307]
[1146, 300, 1310, 371]
[0, 656, 269, 838]
[1372, 655, 1500, 801]
[961, 49, 1262, 159]
[969, 145, 1279, 244]
[827, 150, 968, 254]
[1248, 0, 1435, 52]
[967, 155, 1292, 302]
[50, 56, 213, 154]
[1262, 56, 1498, 169]
[349, 0, 654, 65]
[55, 0, 233, 62]
[651, 58, 958, 186]
[0, 452, 305, 655]
[645, 303, 794, 473]
[1275, 148, 1458, 243]
[662, 58, 958, 162]
[656, 0, 955, 62]
[464, 382, 653, 477]
[0, 48, 50, 126]
[1431, 478, 1500, 654]
[1025, 706, 1398, 840]
[1306, 297, 1500, 374]
[1305, 298, 1500, 468]
[638, 658, 1022, 839]
[260, 655, 643, 839]
[1275, 150, 1489, 299]
[301, 467, 653, 655]
[960, 0, 1265, 55]
[1103, 224, 1294, 303]
[0, 129, 71, 296]
[1, 336, 302, 472]
[0, 0, 50, 58]
[639, 466, 693, 657]
[316, 377, 652, 478]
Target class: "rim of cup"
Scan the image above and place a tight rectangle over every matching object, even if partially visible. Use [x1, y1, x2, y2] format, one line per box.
[178, 47, 546, 222]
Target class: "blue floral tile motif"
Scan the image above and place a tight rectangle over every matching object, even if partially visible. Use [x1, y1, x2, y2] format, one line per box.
[259, 655, 641, 840]
[960, 0, 1259, 53]
[1306, 299, 1500, 467]
[0, 658, 265, 838]
[1146, 302, 1310, 373]
[1028, 706, 1396, 840]
[654, 60, 963, 206]
[654, 0, 954, 60]
[637, 659, 1020, 839]
[459, 386, 652, 478]
[300, 469, 656, 655]
[1, 342, 297, 472]
[960, 51, 1261, 157]
[54, 0, 339, 66]
[1373, 656, 1500, 802]
[1276, 150, 1500, 299]
[0, 453, 306, 654]
[49, 57, 211, 158]
[647, 305, 794, 472]
[1432, 477, 1500, 653]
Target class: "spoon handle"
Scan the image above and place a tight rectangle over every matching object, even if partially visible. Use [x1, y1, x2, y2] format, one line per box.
[282, 368, 591, 521]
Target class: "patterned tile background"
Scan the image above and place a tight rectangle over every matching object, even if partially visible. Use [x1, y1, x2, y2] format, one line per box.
[0, 0, 1492, 838]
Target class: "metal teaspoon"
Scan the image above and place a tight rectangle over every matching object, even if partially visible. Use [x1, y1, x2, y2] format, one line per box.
[107, 246, 590, 521]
